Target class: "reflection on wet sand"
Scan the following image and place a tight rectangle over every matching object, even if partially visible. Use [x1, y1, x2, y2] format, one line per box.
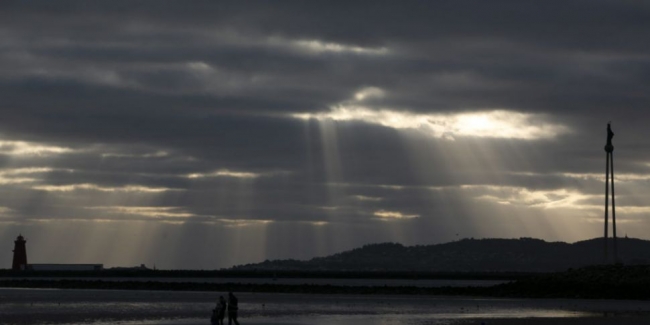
[2, 288, 650, 325]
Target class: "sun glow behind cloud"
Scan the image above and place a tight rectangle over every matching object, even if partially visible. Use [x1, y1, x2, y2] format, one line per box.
[373, 210, 420, 220]
[0, 167, 59, 184]
[101, 151, 169, 158]
[0, 167, 56, 175]
[217, 218, 274, 227]
[292, 39, 388, 55]
[352, 195, 384, 202]
[87, 206, 196, 219]
[266, 37, 389, 56]
[187, 169, 261, 179]
[465, 185, 592, 209]
[293, 87, 569, 140]
[0, 140, 74, 156]
[460, 184, 650, 216]
[295, 107, 568, 140]
[32, 184, 180, 193]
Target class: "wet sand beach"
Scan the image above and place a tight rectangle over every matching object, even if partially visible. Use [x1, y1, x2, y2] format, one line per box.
[80, 316, 650, 325]
[3, 288, 650, 324]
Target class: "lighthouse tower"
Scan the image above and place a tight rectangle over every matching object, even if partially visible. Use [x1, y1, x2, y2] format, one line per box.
[12, 234, 27, 271]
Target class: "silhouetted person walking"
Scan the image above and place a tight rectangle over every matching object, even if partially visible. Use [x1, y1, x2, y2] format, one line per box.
[211, 308, 219, 325]
[216, 295, 227, 325]
[228, 291, 240, 325]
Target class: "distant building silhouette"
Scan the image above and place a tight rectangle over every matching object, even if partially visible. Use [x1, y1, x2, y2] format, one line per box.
[27, 264, 103, 271]
[12, 234, 28, 271]
[108, 264, 149, 271]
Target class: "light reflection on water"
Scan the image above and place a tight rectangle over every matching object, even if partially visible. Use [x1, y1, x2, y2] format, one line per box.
[64, 310, 595, 325]
[2, 288, 647, 325]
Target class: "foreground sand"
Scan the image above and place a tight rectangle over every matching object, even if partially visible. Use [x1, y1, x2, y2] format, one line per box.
[2, 288, 650, 324]
[457, 317, 650, 325]
[146, 315, 650, 325]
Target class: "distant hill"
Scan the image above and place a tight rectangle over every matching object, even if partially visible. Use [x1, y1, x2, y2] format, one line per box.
[232, 237, 650, 272]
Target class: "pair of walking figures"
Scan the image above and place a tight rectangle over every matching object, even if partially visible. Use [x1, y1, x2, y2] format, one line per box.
[211, 292, 239, 325]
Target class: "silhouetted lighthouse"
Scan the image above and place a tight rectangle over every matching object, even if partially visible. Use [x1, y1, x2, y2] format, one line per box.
[12, 234, 27, 271]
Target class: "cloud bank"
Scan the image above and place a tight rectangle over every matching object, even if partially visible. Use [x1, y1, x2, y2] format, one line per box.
[1, 1, 650, 269]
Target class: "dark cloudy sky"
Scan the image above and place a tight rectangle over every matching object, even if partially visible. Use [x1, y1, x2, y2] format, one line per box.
[2, 1, 650, 269]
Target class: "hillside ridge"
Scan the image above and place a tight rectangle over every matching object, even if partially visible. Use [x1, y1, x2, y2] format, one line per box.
[233, 237, 650, 272]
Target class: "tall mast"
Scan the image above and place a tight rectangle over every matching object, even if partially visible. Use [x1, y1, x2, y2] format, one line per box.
[603, 122, 617, 264]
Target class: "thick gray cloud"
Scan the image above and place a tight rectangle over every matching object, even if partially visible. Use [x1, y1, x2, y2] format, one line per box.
[1, 1, 650, 269]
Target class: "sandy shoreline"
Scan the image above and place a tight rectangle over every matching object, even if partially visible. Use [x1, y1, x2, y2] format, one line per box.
[456, 316, 650, 325]
[55, 315, 650, 325]
[2, 288, 650, 325]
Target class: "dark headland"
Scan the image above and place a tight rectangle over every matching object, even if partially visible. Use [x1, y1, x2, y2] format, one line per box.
[232, 237, 650, 273]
